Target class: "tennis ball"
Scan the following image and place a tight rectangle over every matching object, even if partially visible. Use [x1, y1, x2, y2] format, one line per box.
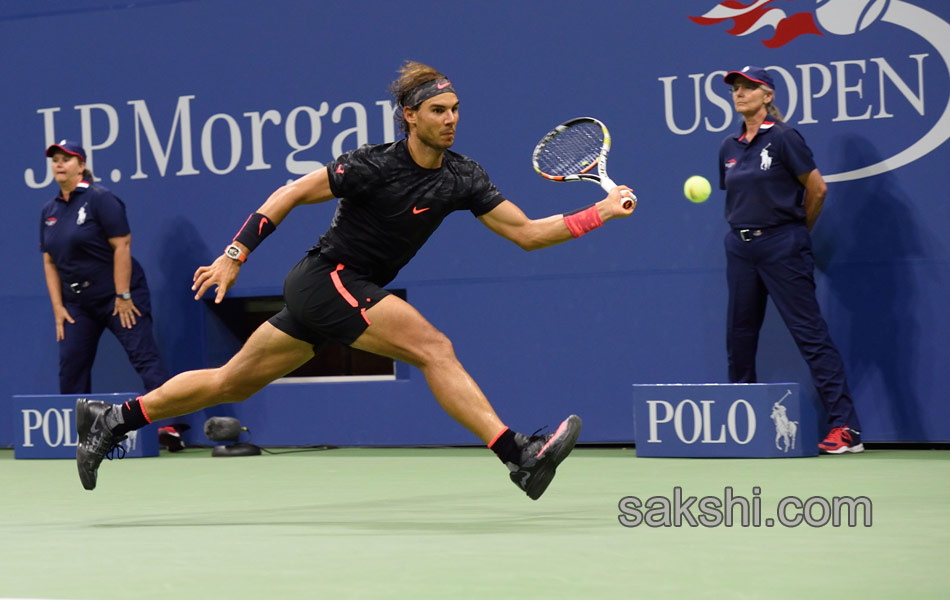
[684, 175, 711, 203]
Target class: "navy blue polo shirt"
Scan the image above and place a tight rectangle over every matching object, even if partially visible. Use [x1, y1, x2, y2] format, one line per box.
[39, 181, 143, 300]
[718, 119, 816, 228]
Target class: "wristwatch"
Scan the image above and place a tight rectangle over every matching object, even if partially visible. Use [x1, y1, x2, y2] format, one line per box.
[224, 244, 247, 263]
[116, 291, 132, 300]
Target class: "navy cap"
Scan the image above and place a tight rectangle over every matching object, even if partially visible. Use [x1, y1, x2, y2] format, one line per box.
[724, 66, 775, 91]
[45, 139, 86, 161]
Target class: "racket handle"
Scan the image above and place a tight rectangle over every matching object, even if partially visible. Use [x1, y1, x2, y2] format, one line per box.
[621, 192, 637, 210]
[601, 176, 636, 210]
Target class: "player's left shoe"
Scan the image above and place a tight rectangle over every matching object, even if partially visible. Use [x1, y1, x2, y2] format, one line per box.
[508, 415, 582, 500]
[76, 399, 127, 490]
[818, 426, 864, 454]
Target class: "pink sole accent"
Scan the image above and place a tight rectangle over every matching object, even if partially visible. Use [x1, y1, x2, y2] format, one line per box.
[537, 420, 569, 457]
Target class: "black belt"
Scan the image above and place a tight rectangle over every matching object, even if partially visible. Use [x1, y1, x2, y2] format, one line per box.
[68, 281, 91, 294]
[733, 222, 799, 242]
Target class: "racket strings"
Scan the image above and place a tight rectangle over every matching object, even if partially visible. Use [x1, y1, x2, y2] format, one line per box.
[536, 122, 604, 176]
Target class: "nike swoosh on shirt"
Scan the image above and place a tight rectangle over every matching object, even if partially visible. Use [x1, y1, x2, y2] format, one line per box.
[412, 206, 431, 214]
[335, 164, 344, 174]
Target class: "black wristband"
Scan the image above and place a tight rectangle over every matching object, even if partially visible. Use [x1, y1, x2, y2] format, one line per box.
[233, 212, 276, 252]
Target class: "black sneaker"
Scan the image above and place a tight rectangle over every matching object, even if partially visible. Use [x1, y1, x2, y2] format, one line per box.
[76, 399, 127, 490]
[508, 415, 582, 500]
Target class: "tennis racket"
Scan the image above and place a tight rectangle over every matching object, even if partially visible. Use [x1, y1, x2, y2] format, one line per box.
[532, 117, 636, 209]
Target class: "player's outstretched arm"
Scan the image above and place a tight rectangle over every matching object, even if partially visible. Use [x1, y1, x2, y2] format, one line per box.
[479, 185, 635, 251]
[192, 167, 339, 303]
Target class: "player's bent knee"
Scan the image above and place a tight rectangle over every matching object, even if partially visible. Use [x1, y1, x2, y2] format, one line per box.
[417, 332, 459, 369]
[209, 369, 266, 404]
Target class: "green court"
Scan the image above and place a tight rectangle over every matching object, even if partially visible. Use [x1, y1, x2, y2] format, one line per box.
[1, 447, 948, 599]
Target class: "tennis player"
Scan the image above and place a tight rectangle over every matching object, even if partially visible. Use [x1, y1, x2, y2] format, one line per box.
[76, 61, 636, 499]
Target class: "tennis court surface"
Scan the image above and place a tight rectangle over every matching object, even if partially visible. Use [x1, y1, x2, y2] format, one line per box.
[1, 446, 947, 599]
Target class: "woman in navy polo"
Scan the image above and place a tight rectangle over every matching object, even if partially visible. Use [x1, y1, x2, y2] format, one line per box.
[718, 67, 863, 454]
[40, 140, 168, 394]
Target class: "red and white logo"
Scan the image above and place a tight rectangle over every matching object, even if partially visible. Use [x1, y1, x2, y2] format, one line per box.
[690, 0, 823, 48]
[690, 0, 950, 181]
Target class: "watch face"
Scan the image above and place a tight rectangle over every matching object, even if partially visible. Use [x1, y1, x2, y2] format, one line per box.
[226, 246, 240, 259]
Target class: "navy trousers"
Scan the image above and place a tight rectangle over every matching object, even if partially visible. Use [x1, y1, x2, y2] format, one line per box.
[59, 289, 168, 395]
[725, 223, 860, 430]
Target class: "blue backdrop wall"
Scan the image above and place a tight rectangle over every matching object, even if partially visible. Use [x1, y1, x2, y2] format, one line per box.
[2, 0, 948, 446]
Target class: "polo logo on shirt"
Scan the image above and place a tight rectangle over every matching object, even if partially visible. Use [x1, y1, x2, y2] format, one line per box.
[760, 144, 773, 171]
[45, 217, 58, 226]
[77, 203, 88, 225]
[725, 158, 737, 170]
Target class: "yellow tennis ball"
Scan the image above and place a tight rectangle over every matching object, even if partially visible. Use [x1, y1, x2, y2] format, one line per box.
[684, 175, 711, 203]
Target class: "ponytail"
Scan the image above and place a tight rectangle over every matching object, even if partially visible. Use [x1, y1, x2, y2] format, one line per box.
[766, 103, 785, 122]
[760, 84, 785, 122]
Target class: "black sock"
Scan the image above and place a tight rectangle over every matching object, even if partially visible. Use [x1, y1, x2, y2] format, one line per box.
[107, 397, 151, 436]
[489, 428, 521, 465]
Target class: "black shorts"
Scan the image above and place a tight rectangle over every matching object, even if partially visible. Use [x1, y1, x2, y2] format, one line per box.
[268, 252, 390, 347]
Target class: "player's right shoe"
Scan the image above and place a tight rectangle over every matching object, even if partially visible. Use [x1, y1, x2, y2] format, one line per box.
[76, 399, 127, 490]
[508, 415, 582, 500]
[818, 426, 864, 454]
